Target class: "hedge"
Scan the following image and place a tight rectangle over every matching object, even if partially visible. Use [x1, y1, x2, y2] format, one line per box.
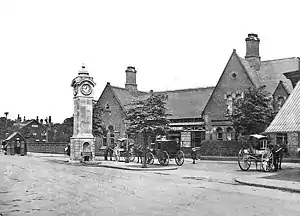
[199, 140, 242, 157]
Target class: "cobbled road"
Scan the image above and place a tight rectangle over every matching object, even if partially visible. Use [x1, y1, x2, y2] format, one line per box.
[1, 155, 300, 216]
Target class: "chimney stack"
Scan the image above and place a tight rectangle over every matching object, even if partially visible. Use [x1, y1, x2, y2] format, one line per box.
[49, 116, 52, 124]
[125, 66, 138, 96]
[245, 33, 261, 71]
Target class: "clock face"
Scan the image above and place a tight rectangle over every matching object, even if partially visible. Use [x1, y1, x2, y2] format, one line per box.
[73, 86, 78, 96]
[80, 84, 92, 96]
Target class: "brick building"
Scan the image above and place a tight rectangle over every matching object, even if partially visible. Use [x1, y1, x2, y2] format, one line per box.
[95, 33, 300, 150]
[203, 33, 299, 141]
[95, 66, 213, 150]
[13, 115, 52, 143]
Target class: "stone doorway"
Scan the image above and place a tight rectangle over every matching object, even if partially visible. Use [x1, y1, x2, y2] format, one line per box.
[82, 142, 92, 161]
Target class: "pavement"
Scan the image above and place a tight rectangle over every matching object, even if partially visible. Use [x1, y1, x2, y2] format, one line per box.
[26, 152, 300, 193]
[26, 152, 178, 171]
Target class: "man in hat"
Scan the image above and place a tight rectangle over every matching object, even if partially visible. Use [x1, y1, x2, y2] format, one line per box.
[191, 147, 198, 164]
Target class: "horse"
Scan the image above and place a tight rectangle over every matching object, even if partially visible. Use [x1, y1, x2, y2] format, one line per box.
[132, 145, 144, 164]
[271, 144, 288, 171]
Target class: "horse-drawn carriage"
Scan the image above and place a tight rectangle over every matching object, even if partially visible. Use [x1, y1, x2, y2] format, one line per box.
[238, 134, 274, 172]
[145, 139, 185, 166]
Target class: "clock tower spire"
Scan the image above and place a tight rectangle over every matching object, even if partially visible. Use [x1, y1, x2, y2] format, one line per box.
[70, 63, 96, 162]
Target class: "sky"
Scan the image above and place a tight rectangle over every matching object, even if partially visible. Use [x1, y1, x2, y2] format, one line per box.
[1, 0, 300, 123]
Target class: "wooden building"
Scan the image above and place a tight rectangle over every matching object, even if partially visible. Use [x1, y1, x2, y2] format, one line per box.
[265, 80, 300, 157]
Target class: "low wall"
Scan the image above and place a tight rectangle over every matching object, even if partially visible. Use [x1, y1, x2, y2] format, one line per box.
[27, 142, 69, 154]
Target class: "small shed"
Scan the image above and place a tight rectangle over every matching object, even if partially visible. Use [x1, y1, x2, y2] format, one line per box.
[3, 132, 27, 156]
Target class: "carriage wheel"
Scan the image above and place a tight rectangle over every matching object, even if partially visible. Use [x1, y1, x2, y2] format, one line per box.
[262, 150, 273, 172]
[175, 150, 184, 166]
[158, 151, 169, 166]
[146, 152, 154, 165]
[238, 149, 251, 171]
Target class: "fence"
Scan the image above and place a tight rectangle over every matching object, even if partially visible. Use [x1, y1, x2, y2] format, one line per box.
[27, 142, 68, 154]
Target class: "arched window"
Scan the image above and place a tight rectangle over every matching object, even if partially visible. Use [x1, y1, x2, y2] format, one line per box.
[108, 125, 114, 146]
[216, 127, 223, 140]
[236, 93, 242, 100]
[226, 95, 233, 115]
[226, 127, 233, 141]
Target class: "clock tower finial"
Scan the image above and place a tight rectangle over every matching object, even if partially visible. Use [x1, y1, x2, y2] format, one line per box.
[78, 63, 89, 76]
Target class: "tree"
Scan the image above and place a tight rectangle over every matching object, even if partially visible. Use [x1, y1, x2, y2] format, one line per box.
[92, 102, 106, 137]
[0, 117, 15, 140]
[52, 117, 73, 142]
[230, 85, 276, 137]
[124, 93, 171, 168]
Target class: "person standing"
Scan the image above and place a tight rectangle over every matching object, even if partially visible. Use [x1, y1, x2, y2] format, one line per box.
[191, 148, 198, 164]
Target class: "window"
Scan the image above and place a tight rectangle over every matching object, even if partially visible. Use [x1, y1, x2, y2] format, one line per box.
[226, 95, 233, 115]
[103, 136, 107, 146]
[276, 133, 287, 145]
[105, 103, 110, 110]
[277, 97, 284, 110]
[110, 134, 114, 146]
[32, 132, 37, 136]
[216, 127, 223, 140]
[236, 93, 242, 100]
[191, 131, 205, 147]
[226, 127, 233, 141]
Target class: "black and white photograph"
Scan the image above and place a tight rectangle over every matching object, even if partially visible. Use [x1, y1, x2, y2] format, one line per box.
[1, 0, 300, 215]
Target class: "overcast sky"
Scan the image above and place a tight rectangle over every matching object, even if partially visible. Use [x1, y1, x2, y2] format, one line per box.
[1, 0, 300, 123]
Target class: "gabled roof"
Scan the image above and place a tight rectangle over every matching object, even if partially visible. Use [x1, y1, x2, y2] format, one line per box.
[239, 56, 298, 94]
[18, 119, 46, 130]
[5, 132, 25, 141]
[104, 84, 214, 119]
[273, 81, 290, 97]
[157, 87, 214, 119]
[110, 85, 148, 108]
[265, 81, 300, 133]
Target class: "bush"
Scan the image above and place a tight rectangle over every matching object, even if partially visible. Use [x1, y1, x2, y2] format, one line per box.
[199, 140, 242, 157]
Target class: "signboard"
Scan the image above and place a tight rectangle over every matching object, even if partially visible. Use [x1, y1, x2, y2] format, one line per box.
[170, 127, 184, 131]
[181, 131, 191, 147]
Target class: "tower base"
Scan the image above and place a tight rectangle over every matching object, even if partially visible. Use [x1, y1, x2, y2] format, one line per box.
[70, 137, 95, 162]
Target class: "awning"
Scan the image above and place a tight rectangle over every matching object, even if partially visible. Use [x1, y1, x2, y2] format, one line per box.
[249, 134, 267, 139]
[170, 122, 204, 126]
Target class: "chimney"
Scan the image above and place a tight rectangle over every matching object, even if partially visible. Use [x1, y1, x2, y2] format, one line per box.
[245, 33, 261, 71]
[49, 116, 52, 124]
[125, 66, 138, 96]
[40, 119, 43, 124]
[36, 116, 39, 121]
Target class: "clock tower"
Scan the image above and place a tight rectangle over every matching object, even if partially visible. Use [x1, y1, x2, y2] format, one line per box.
[70, 63, 96, 162]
